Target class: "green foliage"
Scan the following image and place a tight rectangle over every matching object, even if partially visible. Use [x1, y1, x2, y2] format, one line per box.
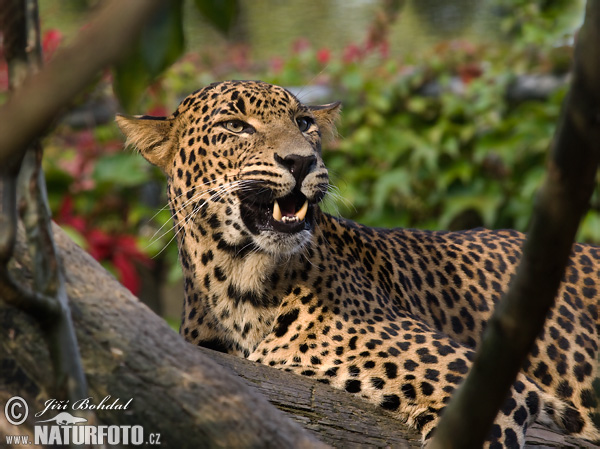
[33, 0, 599, 301]
[495, 0, 584, 47]
[93, 152, 152, 188]
[113, 0, 186, 112]
[111, 0, 243, 111]
[42, 123, 179, 295]
[193, 0, 240, 35]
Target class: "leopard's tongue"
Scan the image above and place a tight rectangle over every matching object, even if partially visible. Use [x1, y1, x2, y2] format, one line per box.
[272, 198, 308, 222]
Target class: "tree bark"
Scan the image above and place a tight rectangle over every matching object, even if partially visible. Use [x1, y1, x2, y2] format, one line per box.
[0, 224, 595, 448]
[0, 0, 163, 168]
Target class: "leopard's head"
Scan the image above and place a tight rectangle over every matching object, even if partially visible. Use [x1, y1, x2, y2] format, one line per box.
[117, 80, 340, 256]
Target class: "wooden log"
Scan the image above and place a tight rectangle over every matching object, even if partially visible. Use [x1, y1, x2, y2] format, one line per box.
[0, 224, 594, 448]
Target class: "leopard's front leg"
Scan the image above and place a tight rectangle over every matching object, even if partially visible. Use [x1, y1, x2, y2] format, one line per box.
[252, 313, 584, 449]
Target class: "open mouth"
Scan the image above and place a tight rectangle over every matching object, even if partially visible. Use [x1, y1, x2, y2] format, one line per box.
[273, 194, 309, 224]
[239, 189, 315, 235]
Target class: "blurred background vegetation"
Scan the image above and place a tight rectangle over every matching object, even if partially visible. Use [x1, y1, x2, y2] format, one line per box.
[2, 0, 596, 322]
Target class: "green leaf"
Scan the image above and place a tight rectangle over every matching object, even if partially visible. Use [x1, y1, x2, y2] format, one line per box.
[372, 169, 411, 212]
[113, 0, 185, 112]
[439, 160, 473, 190]
[92, 153, 152, 187]
[113, 55, 149, 113]
[164, 316, 180, 332]
[193, 0, 240, 35]
[167, 258, 183, 284]
[61, 225, 88, 250]
[141, 1, 185, 77]
[578, 211, 600, 243]
[440, 191, 502, 229]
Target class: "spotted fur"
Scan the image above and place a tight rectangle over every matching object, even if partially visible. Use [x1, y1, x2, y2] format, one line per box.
[117, 80, 600, 448]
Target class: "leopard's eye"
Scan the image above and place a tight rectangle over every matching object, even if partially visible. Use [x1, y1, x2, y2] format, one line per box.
[222, 120, 253, 133]
[296, 116, 313, 132]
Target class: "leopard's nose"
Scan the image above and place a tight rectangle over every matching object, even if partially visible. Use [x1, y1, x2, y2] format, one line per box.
[275, 154, 317, 187]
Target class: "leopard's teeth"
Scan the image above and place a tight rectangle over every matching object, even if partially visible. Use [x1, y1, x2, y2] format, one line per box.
[272, 199, 308, 223]
[295, 200, 308, 221]
[273, 200, 282, 222]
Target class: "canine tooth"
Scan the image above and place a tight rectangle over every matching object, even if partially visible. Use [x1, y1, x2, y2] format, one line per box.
[295, 200, 308, 221]
[273, 200, 282, 222]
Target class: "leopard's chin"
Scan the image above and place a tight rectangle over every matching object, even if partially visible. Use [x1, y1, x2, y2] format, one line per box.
[251, 228, 312, 257]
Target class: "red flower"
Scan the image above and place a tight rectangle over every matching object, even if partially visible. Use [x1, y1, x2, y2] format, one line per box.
[378, 40, 390, 59]
[56, 130, 99, 191]
[74, 129, 97, 157]
[87, 229, 152, 295]
[0, 62, 9, 91]
[316, 48, 331, 65]
[0, 36, 8, 90]
[42, 29, 62, 60]
[87, 228, 113, 261]
[228, 43, 251, 71]
[292, 38, 311, 54]
[270, 56, 284, 73]
[343, 43, 363, 64]
[0, 43, 7, 91]
[111, 234, 152, 295]
[57, 196, 86, 233]
[148, 105, 168, 117]
[113, 251, 141, 294]
[56, 197, 152, 296]
[458, 62, 483, 84]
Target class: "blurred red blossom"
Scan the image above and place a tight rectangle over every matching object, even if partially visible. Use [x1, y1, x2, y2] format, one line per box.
[58, 196, 86, 234]
[343, 43, 363, 64]
[148, 104, 168, 117]
[457, 62, 483, 84]
[292, 37, 311, 54]
[269, 56, 284, 73]
[0, 29, 62, 92]
[42, 29, 62, 61]
[365, 34, 390, 59]
[57, 196, 152, 295]
[58, 130, 98, 191]
[0, 43, 7, 91]
[228, 43, 251, 71]
[316, 48, 331, 65]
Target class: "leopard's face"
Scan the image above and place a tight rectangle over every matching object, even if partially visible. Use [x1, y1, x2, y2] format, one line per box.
[117, 81, 340, 255]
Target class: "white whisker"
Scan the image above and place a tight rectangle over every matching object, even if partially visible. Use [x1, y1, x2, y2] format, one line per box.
[147, 179, 262, 257]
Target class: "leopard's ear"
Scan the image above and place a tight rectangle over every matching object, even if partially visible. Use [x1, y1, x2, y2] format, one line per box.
[116, 114, 176, 173]
[309, 101, 341, 145]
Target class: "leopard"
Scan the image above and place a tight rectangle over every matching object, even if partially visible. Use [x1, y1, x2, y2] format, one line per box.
[117, 80, 600, 448]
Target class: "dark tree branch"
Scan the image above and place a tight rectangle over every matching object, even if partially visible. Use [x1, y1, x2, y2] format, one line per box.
[429, 2, 600, 447]
[0, 0, 163, 167]
[0, 3, 92, 439]
[17, 145, 89, 410]
[0, 0, 170, 440]
[0, 1, 58, 318]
